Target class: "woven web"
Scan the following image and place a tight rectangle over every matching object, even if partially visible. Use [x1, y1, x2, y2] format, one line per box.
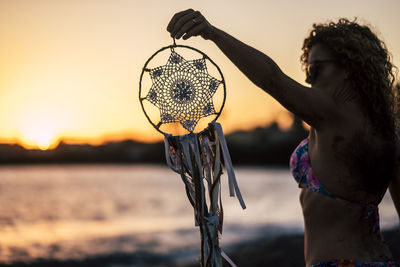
[145, 49, 221, 132]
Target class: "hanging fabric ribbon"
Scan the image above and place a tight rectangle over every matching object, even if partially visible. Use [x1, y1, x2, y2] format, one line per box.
[165, 121, 245, 267]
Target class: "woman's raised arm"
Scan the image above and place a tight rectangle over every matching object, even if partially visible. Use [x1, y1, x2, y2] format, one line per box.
[167, 9, 345, 130]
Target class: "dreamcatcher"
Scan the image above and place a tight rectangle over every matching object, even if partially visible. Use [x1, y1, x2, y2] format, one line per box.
[139, 40, 246, 267]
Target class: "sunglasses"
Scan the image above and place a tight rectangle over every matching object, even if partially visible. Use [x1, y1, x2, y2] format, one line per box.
[305, 60, 337, 84]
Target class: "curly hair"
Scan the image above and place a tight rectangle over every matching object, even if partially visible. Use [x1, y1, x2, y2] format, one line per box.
[301, 18, 398, 139]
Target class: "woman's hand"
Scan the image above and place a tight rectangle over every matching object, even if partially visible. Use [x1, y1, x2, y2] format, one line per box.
[167, 9, 215, 40]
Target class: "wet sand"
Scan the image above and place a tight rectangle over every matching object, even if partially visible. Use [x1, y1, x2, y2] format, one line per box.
[1, 228, 398, 267]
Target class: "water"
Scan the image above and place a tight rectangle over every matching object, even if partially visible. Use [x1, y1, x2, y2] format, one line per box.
[0, 164, 397, 264]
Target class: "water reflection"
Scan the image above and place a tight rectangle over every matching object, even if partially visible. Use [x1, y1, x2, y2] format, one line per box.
[0, 165, 396, 263]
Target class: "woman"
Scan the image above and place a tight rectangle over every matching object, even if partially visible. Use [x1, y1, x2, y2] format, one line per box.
[167, 9, 400, 267]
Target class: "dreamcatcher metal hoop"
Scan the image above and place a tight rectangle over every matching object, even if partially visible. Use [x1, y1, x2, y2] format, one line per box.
[139, 42, 226, 135]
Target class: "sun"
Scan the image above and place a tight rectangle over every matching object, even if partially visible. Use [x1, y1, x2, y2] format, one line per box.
[36, 135, 53, 150]
[16, 109, 62, 150]
[29, 131, 55, 150]
[19, 124, 59, 150]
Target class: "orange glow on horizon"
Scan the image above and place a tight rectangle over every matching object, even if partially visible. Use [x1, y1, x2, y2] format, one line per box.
[5, 128, 166, 150]
[4, 114, 298, 150]
[11, 131, 164, 150]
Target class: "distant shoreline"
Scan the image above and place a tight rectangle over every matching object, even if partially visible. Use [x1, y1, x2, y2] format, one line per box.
[0, 118, 309, 166]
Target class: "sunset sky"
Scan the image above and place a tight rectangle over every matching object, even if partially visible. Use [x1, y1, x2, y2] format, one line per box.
[0, 0, 399, 149]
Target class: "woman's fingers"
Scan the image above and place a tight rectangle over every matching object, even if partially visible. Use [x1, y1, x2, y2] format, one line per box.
[170, 11, 200, 38]
[182, 23, 206, 40]
[170, 13, 194, 37]
[168, 9, 196, 37]
[167, 9, 194, 32]
[167, 9, 208, 40]
[173, 13, 198, 39]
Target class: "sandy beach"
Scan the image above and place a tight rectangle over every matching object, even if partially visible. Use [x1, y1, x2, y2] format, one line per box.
[0, 228, 398, 267]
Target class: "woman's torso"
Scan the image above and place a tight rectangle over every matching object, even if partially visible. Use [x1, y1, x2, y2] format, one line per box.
[290, 104, 396, 266]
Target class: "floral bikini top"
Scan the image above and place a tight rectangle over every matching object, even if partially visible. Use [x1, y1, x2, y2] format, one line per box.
[289, 138, 381, 236]
[290, 138, 337, 198]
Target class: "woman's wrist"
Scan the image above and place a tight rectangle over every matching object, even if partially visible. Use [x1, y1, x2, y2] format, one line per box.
[204, 25, 219, 41]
